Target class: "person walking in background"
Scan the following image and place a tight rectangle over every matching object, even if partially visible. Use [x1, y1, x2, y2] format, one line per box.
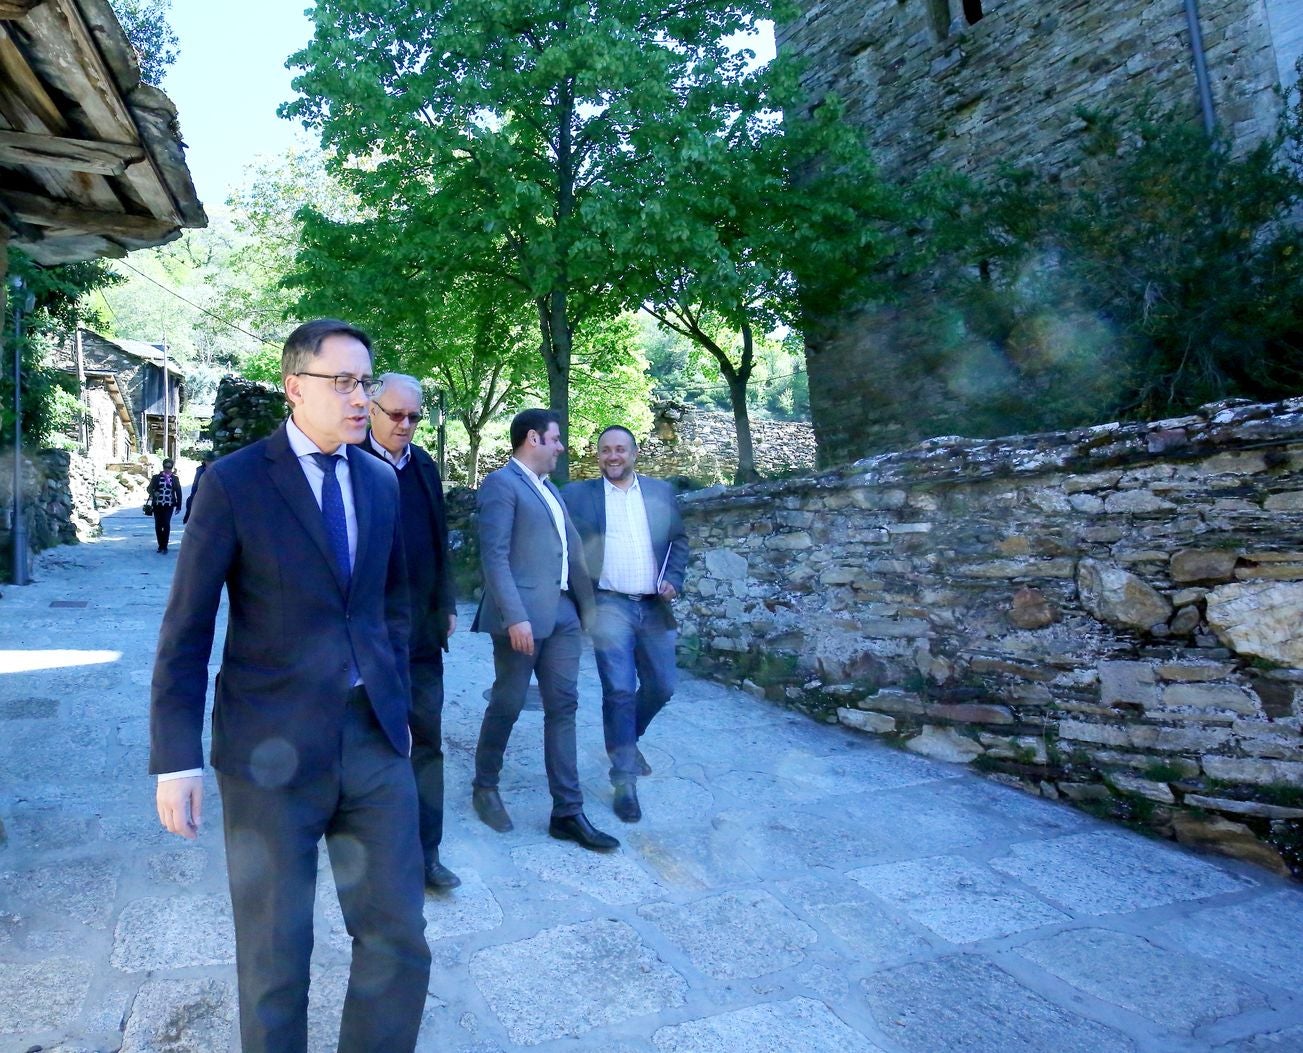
[146, 457, 183, 553]
[150, 319, 431, 1053]
[362, 371, 462, 890]
[182, 451, 213, 524]
[470, 408, 619, 851]
[563, 426, 688, 823]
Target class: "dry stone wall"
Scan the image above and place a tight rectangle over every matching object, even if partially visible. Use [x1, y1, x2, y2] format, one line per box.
[0, 449, 100, 580]
[208, 375, 287, 458]
[675, 396, 1303, 877]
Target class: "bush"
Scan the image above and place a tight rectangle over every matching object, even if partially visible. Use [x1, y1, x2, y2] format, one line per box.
[885, 89, 1303, 433]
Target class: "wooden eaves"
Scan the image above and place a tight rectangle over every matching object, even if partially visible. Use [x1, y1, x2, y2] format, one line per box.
[0, 0, 206, 268]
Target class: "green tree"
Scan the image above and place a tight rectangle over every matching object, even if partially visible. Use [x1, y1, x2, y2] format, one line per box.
[282, 0, 766, 481]
[291, 213, 542, 486]
[636, 87, 900, 481]
[1, 251, 121, 450]
[886, 100, 1303, 434]
[112, 0, 180, 86]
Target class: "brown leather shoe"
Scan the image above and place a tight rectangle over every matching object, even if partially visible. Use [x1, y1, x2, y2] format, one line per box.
[472, 787, 513, 832]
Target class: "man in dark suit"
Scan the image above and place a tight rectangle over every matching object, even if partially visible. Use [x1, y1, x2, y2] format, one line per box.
[563, 425, 689, 823]
[470, 407, 618, 851]
[150, 319, 431, 1053]
[362, 371, 460, 890]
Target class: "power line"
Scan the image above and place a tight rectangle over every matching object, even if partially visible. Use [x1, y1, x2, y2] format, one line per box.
[112, 260, 282, 349]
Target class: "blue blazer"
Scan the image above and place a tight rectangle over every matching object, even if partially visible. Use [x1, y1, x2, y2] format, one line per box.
[149, 423, 412, 787]
[561, 474, 689, 627]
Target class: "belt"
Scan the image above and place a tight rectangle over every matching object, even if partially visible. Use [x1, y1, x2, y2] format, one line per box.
[596, 588, 659, 602]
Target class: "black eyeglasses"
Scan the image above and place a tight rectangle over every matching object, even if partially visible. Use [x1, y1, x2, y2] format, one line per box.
[374, 406, 424, 425]
[296, 372, 382, 396]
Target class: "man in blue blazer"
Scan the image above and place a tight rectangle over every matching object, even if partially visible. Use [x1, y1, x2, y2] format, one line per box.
[150, 320, 431, 1053]
[563, 425, 689, 823]
[361, 372, 461, 891]
[470, 407, 617, 851]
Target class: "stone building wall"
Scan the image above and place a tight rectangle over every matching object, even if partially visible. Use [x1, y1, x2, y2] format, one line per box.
[674, 396, 1303, 876]
[779, 0, 1287, 185]
[779, 0, 1298, 467]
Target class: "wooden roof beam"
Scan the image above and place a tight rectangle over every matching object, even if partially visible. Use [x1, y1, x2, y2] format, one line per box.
[0, 128, 144, 174]
[1, 187, 178, 239]
[0, 1, 48, 19]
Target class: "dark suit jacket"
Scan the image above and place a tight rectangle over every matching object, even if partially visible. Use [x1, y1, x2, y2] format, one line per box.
[149, 423, 412, 786]
[360, 437, 456, 654]
[561, 474, 689, 628]
[471, 459, 595, 637]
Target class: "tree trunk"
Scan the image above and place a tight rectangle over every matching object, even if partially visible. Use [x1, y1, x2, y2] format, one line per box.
[728, 373, 759, 484]
[465, 428, 482, 488]
[537, 293, 572, 483]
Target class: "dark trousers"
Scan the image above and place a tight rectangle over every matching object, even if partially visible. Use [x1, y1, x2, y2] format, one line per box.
[473, 593, 583, 817]
[218, 689, 431, 1053]
[153, 506, 175, 551]
[410, 660, 445, 860]
[591, 593, 677, 785]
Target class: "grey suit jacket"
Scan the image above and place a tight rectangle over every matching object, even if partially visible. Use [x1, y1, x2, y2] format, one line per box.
[471, 459, 595, 637]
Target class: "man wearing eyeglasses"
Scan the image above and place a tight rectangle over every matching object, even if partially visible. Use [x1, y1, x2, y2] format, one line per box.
[149, 319, 431, 1053]
[362, 372, 461, 891]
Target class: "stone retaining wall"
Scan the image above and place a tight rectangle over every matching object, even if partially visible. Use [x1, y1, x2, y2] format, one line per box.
[674, 396, 1303, 876]
[0, 449, 100, 580]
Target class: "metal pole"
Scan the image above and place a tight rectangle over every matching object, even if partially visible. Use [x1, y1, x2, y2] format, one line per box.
[162, 340, 169, 461]
[74, 327, 88, 452]
[10, 276, 31, 585]
[1183, 0, 1216, 135]
[437, 388, 447, 480]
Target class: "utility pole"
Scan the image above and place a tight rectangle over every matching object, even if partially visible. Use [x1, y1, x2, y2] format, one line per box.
[74, 327, 88, 452]
[9, 275, 34, 586]
[161, 339, 169, 460]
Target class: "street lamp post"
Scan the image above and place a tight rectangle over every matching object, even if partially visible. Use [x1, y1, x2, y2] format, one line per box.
[9, 275, 35, 586]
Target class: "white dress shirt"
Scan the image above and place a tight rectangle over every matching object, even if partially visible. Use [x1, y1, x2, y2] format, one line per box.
[511, 456, 569, 591]
[599, 474, 657, 595]
[369, 433, 411, 470]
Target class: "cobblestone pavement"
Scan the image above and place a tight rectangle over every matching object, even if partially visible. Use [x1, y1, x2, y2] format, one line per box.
[2, 504, 1303, 1053]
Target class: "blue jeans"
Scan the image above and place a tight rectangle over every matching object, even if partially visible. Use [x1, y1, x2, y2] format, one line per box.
[591, 592, 677, 785]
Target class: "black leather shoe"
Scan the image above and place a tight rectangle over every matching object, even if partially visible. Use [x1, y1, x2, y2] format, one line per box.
[549, 812, 620, 851]
[424, 853, 462, 891]
[472, 787, 513, 832]
[613, 783, 641, 823]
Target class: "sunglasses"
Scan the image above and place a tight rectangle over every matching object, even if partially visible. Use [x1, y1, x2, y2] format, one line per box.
[374, 406, 424, 425]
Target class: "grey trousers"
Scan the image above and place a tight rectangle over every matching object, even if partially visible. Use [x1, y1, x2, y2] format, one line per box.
[473, 593, 584, 817]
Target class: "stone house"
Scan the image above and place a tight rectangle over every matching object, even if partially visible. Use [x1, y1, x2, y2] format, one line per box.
[49, 328, 186, 465]
[779, 0, 1303, 466]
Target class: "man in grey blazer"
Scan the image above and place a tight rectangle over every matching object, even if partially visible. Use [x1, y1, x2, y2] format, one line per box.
[471, 408, 618, 851]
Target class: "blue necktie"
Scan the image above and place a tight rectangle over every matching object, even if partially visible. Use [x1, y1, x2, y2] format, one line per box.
[310, 452, 351, 584]
[311, 451, 358, 685]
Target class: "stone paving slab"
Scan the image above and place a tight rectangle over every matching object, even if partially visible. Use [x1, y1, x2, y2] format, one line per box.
[2, 506, 1303, 1052]
[848, 855, 1070, 943]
